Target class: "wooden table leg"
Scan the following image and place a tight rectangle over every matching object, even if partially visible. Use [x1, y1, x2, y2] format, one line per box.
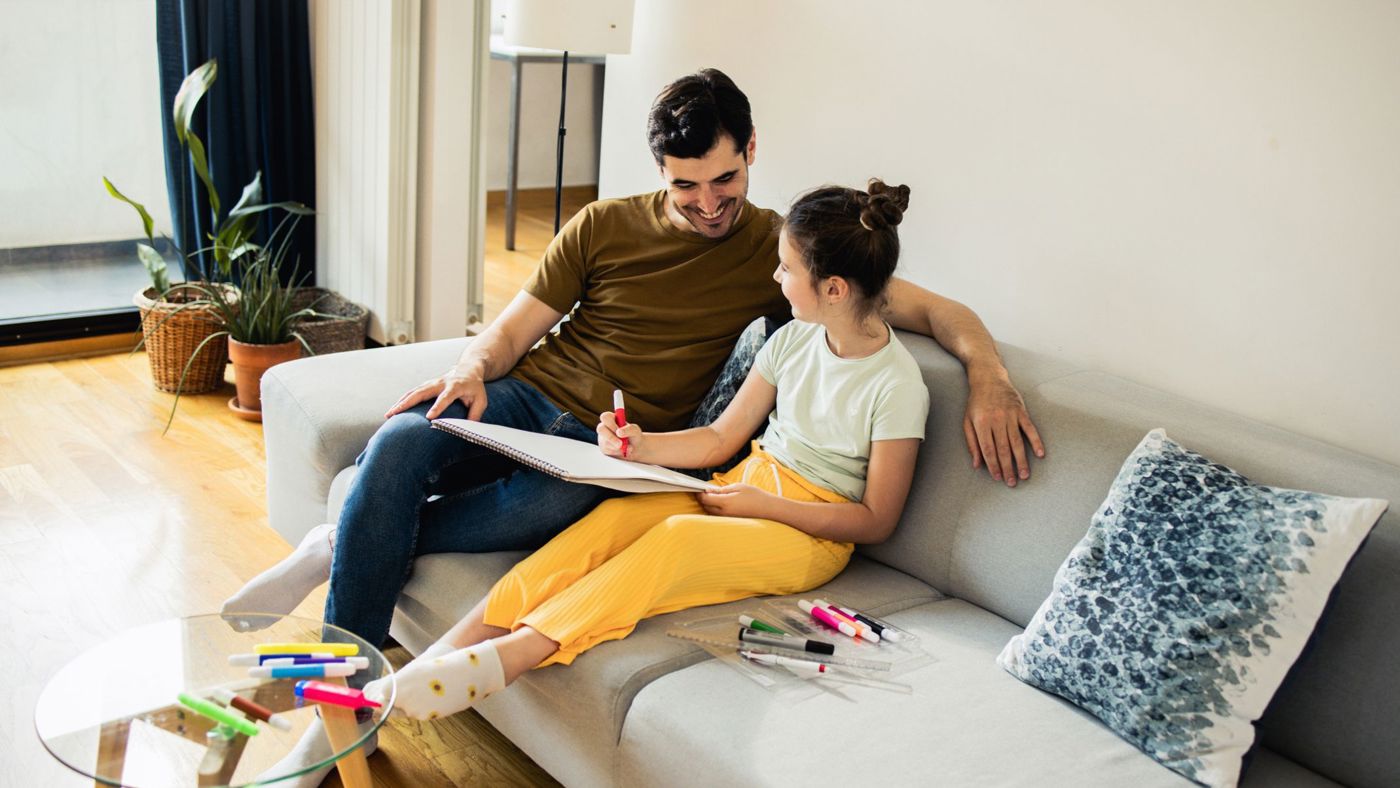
[94, 718, 130, 787]
[320, 702, 373, 788]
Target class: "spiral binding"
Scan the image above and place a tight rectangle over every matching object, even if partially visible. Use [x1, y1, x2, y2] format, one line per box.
[430, 421, 571, 479]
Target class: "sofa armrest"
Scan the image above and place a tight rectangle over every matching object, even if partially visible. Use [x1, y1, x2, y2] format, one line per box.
[261, 337, 471, 544]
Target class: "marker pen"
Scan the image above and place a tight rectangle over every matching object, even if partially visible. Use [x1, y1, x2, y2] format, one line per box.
[798, 599, 860, 640]
[738, 626, 836, 655]
[262, 656, 370, 669]
[612, 389, 630, 458]
[295, 680, 382, 710]
[229, 653, 340, 666]
[255, 642, 359, 657]
[250, 663, 358, 679]
[738, 615, 786, 635]
[816, 599, 880, 642]
[213, 688, 293, 732]
[177, 692, 260, 737]
[834, 604, 906, 643]
[740, 650, 830, 677]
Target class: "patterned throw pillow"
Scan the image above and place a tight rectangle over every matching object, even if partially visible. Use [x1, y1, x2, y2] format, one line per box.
[997, 429, 1388, 787]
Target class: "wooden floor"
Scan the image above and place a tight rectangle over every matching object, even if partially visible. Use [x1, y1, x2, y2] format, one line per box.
[0, 187, 595, 787]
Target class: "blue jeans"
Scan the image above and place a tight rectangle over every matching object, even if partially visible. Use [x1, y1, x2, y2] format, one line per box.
[325, 377, 608, 646]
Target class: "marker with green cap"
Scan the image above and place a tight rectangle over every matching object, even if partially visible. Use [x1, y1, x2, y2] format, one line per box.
[177, 692, 259, 737]
[738, 615, 786, 635]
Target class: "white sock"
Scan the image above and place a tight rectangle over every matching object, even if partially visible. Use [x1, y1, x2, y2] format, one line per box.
[222, 523, 336, 629]
[255, 714, 376, 788]
[365, 640, 506, 721]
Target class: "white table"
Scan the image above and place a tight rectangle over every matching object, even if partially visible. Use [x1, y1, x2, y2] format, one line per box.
[490, 37, 607, 250]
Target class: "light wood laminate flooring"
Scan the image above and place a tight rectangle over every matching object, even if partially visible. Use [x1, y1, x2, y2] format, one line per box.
[0, 188, 594, 787]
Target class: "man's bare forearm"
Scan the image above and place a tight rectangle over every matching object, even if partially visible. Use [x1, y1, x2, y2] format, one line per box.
[451, 325, 519, 383]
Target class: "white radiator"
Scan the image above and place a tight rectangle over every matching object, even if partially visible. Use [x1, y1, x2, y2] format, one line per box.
[310, 0, 422, 345]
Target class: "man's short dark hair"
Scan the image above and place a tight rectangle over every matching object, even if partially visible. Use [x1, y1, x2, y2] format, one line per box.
[646, 69, 753, 164]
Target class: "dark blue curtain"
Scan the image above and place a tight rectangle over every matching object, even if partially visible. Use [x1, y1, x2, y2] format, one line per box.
[156, 0, 315, 285]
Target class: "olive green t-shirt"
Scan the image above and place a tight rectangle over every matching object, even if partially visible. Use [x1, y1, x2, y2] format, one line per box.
[510, 190, 788, 432]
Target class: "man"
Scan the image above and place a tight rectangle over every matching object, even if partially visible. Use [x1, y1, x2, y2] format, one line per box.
[240, 67, 1044, 787]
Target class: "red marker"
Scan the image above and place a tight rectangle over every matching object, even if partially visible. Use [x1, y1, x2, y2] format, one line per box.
[613, 389, 630, 458]
[294, 680, 381, 710]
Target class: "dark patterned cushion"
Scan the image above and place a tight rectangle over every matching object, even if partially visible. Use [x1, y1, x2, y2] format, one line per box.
[682, 316, 781, 478]
[998, 429, 1387, 787]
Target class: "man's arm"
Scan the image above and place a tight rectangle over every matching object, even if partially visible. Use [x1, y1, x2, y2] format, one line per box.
[883, 277, 1045, 487]
[384, 291, 566, 421]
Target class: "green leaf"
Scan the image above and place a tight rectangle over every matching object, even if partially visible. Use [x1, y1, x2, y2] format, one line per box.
[185, 130, 221, 223]
[137, 243, 171, 295]
[230, 200, 315, 217]
[229, 171, 264, 216]
[172, 59, 217, 146]
[102, 177, 155, 242]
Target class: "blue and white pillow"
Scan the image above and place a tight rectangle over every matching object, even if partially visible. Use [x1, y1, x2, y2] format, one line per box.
[997, 429, 1387, 787]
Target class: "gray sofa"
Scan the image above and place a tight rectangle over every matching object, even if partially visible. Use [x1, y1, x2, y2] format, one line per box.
[261, 333, 1398, 787]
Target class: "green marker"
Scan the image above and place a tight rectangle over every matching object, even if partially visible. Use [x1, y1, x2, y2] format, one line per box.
[177, 692, 259, 737]
[738, 615, 786, 635]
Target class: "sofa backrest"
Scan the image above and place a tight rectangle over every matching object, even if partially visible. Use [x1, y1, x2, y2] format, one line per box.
[867, 333, 1399, 787]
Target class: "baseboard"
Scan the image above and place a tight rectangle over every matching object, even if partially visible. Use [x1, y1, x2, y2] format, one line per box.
[486, 185, 598, 209]
[0, 332, 142, 367]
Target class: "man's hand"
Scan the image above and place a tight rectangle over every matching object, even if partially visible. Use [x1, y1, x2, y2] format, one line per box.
[698, 483, 778, 519]
[384, 367, 489, 421]
[963, 372, 1045, 487]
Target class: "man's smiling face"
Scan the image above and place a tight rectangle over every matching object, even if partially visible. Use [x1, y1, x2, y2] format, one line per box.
[659, 131, 756, 239]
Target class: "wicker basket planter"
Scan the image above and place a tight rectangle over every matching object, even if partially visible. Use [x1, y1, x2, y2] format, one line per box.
[133, 284, 231, 394]
[290, 287, 369, 356]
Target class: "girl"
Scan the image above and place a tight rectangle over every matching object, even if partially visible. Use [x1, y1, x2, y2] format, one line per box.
[364, 178, 930, 721]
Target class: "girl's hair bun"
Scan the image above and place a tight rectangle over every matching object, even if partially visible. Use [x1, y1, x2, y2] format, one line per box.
[858, 179, 912, 232]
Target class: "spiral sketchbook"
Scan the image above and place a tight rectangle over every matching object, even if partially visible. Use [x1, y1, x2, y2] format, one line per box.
[431, 419, 717, 494]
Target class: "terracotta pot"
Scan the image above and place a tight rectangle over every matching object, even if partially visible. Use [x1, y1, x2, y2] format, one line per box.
[227, 338, 302, 412]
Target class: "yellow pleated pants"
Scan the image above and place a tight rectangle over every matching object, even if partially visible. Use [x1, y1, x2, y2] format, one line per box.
[482, 444, 853, 666]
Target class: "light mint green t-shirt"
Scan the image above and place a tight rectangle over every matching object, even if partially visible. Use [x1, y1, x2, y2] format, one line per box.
[753, 320, 930, 501]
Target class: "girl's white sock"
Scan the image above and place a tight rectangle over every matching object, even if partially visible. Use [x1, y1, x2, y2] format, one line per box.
[221, 522, 335, 628]
[365, 640, 506, 720]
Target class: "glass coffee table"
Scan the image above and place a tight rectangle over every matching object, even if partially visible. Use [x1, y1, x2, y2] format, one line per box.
[34, 614, 396, 787]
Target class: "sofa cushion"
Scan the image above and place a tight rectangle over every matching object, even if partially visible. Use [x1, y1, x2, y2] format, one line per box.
[389, 551, 941, 788]
[893, 369, 1400, 787]
[997, 429, 1386, 786]
[616, 597, 1337, 788]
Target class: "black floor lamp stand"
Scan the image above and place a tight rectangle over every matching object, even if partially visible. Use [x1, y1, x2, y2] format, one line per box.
[552, 51, 569, 235]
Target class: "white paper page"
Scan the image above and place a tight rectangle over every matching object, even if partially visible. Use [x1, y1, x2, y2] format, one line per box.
[432, 419, 716, 493]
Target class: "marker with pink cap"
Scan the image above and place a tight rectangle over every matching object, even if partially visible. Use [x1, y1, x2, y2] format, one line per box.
[798, 599, 860, 640]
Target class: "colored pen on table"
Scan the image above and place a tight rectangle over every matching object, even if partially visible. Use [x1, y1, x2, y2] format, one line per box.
[255, 642, 359, 657]
[295, 680, 382, 710]
[228, 653, 361, 666]
[612, 389, 630, 458]
[833, 604, 906, 643]
[213, 688, 293, 732]
[250, 662, 358, 679]
[798, 599, 861, 640]
[738, 626, 836, 655]
[815, 599, 881, 643]
[177, 692, 260, 737]
[738, 614, 786, 635]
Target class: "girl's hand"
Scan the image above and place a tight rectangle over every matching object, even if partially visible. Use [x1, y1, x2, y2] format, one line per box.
[597, 411, 643, 459]
[698, 483, 778, 519]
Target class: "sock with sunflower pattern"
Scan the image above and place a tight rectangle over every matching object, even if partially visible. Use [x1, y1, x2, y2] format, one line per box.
[368, 640, 506, 720]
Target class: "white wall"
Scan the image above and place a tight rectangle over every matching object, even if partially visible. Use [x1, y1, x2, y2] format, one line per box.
[485, 59, 602, 190]
[598, 1, 1400, 467]
[0, 0, 172, 248]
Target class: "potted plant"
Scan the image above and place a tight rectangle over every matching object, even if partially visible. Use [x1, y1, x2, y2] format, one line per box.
[103, 58, 310, 404]
[176, 213, 327, 424]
